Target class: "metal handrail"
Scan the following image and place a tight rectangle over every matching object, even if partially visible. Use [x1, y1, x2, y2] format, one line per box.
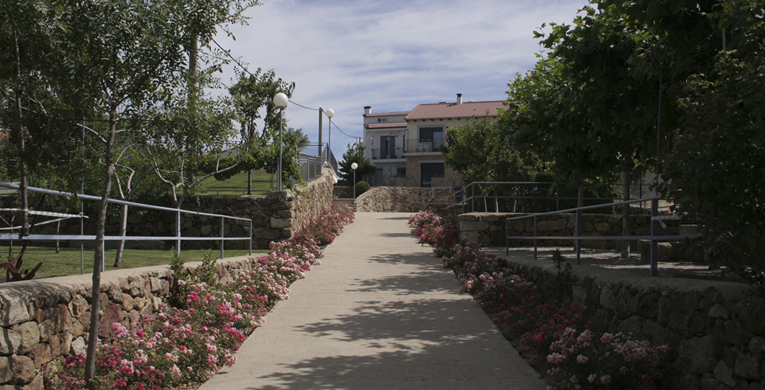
[442, 181, 655, 214]
[0, 182, 253, 273]
[504, 196, 700, 276]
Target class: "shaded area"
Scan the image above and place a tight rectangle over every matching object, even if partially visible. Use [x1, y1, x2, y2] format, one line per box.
[261, 297, 535, 390]
[495, 246, 743, 282]
[252, 343, 531, 390]
[350, 253, 455, 296]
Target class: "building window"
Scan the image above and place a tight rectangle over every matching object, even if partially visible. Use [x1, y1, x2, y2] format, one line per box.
[420, 162, 444, 187]
[380, 135, 395, 159]
[419, 126, 444, 152]
[396, 167, 406, 176]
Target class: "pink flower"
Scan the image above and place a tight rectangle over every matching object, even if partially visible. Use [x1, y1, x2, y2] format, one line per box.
[576, 354, 588, 364]
[171, 364, 181, 377]
[588, 374, 597, 383]
[600, 375, 611, 385]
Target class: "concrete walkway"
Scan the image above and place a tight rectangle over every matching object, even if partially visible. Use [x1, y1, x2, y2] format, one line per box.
[199, 212, 546, 390]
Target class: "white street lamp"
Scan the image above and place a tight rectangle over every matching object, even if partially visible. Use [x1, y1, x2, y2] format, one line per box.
[273, 92, 289, 191]
[325, 109, 334, 162]
[351, 162, 358, 198]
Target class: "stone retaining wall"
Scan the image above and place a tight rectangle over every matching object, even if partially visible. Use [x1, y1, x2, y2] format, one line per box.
[0, 256, 256, 389]
[497, 253, 765, 389]
[354, 186, 452, 213]
[2, 168, 335, 250]
[459, 212, 664, 250]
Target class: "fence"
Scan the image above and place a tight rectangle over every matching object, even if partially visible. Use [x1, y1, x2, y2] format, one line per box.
[433, 181, 658, 215]
[0, 182, 253, 274]
[504, 196, 700, 276]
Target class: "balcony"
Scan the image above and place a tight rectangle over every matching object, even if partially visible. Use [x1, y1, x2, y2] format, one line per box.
[403, 138, 446, 154]
[369, 148, 401, 160]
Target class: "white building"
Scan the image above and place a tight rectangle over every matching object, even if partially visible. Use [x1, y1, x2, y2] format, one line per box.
[362, 107, 410, 186]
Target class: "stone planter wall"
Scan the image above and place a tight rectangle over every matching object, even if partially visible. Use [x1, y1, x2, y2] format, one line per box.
[0, 256, 257, 389]
[1, 168, 335, 250]
[501, 255, 765, 389]
[459, 212, 663, 249]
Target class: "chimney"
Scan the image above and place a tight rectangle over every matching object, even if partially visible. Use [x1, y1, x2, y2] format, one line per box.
[364, 106, 371, 115]
[456, 93, 463, 105]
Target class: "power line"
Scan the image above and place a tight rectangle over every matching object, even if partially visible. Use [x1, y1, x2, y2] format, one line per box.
[288, 100, 320, 112]
[329, 121, 357, 140]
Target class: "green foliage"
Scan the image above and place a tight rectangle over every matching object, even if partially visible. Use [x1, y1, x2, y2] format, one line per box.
[194, 251, 220, 287]
[660, 0, 765, 292]
[550, 249, 573, 299]
[339, 143, 376, 186]
[500, 58, 618, 188]
[354, 181, 370, 197]
[441, 118, 542, 185]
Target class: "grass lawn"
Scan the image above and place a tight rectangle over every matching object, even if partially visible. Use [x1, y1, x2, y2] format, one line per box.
[0, 246, 268, 279]
[195, 169, 274, 195]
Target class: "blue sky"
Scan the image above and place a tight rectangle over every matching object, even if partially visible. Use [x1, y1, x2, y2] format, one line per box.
[215, 0, 589, 157]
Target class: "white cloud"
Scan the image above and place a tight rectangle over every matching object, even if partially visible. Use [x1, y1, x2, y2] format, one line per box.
[214, 0, 588, 157]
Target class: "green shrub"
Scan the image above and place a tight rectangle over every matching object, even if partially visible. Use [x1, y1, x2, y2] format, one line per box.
[354, 181, 370, 197]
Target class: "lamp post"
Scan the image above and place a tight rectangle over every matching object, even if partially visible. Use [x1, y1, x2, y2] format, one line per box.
[273, 92, 288, 191]
[351, 162, 358, 198]
[325, 109, 334, 163]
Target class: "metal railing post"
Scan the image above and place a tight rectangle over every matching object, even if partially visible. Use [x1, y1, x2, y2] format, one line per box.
[220, 217, 225, 260]
[471, 184, 475, 212]
[651, 198, 659, 276]
[576, 209, 582, 265]
[249, 220, 253, 256]
[533, 215, 538, 259]
[505, 218, 509, 256]
[175, 209, 182, 257]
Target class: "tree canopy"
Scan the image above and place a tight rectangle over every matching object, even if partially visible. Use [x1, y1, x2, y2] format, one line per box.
[338, 143, 376, 186]
[493, 0, 764, 287]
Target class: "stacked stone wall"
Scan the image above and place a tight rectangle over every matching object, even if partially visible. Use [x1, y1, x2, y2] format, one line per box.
[354, 186, 452, 213]
[0, 168, 334, 250]
[503, 256, 765, 389]
[0, 257, 256, 389]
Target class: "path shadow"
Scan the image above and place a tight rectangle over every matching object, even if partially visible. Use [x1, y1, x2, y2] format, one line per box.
[252, 297, 539, 390]
[376, 232, 413, 238]
[350, 253, 455, 295]
[377, 216, 412, 220]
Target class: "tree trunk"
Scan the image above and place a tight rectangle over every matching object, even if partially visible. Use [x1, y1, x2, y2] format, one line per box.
[247, 169, 252, 195]
[85, 109, 118, 385]
[114, 204, 128, 267]
[621, 166, 632, 258]
[13, 29, 29, 238]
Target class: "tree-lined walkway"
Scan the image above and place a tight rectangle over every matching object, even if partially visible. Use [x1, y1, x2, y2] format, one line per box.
[199, 212, 546, 390]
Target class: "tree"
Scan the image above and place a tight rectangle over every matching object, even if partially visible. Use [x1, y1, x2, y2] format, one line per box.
[659, 0, 765, 291]
[338, 143, 375, 186]
[227, 68, 295, 194]
[441, 118, 541, 185]
[500, 56, 618, 211]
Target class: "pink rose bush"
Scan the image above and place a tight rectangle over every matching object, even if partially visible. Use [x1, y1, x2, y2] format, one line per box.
[409, 210, 670, 390]
[546, 328, 670, 389]
[48, 205, 354, 390]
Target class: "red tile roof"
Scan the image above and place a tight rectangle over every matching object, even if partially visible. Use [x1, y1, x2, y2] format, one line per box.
[364, 121, 407, 129]
[406, 101, 507, 121]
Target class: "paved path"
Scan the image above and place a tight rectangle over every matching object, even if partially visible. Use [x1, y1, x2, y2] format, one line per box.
[199, 212, 546, 390]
